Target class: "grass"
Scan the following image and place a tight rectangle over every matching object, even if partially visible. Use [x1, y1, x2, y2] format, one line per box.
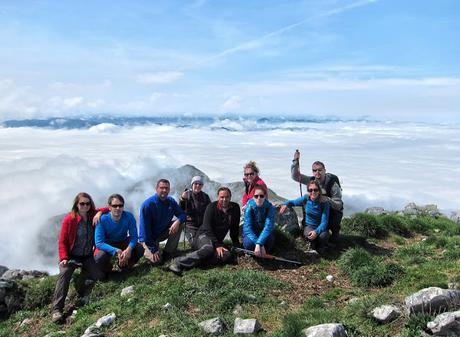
[0, 213, 459, 337]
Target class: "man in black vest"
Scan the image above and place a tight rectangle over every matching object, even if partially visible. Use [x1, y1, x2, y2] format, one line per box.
[291, 151, 343, 243]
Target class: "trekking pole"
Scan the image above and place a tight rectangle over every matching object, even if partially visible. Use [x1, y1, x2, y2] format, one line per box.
[233, 247, 303, 266]
[296, 149, 307, 226]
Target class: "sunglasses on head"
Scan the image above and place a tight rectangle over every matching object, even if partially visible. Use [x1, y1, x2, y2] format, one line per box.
[308, 188, 319, 193]
[110, 204, 124, 208]
[78, 202, 91, 206]
[254, 194, 265, 199]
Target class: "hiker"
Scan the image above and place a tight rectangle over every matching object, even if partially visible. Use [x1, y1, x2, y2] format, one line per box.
[242, 160, 268, 209]
[94, 194, 144, 275]
[242, 184, 276, 256]
[291, 151, 343, 243]
[179, 175, 211, 245]
[280, 180, 330, 254]
[52, 192, 107, 323]
[167, 187, 240, 275]
[139, 178, 186, 264]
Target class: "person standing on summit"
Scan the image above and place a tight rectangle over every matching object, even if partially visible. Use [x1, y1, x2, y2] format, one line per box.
[290, 151, 343, 243]
[242, 161, 268, 209]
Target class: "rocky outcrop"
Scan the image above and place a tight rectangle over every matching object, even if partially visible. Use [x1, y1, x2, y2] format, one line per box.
[0, 279, 24, 318]
[401, 203, 442, 218]
[405, 287, 460, 314]
[372, 305, 401, 323]
[1, 269, 47, 281]
[426, 310, 460, 336]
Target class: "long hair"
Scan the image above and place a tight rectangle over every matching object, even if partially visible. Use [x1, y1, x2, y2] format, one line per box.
[70, 192, 96, 218]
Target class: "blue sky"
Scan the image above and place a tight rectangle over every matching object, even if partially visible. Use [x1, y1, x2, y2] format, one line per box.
[0, 0, 459, 122]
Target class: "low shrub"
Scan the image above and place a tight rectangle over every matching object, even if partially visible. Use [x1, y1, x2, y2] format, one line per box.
[343, 213, 387, 238]
[377, 214, 411, 237]
[23, 277, 56, 310]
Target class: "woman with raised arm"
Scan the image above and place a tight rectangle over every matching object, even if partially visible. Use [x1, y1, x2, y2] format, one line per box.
[280, 180, 330, 254]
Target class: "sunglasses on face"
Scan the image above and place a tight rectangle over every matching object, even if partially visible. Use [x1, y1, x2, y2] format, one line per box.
[312, 169, 323, 173]
[78, 202, 91, 206]
[244, 172, 255, 176]
[110, 204, 124, 209]
[308, 188, 319, 193]
[254, 194, 265, 199]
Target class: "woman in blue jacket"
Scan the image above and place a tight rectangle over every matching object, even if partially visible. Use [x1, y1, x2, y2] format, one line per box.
[243, 184, 276, 257]
[280, 180, 330, 254]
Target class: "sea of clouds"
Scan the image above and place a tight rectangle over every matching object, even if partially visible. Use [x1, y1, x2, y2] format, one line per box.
[1, 119, 459, 272]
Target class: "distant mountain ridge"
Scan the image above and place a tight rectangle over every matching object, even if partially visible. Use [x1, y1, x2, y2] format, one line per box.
[1, 115, 368, 131]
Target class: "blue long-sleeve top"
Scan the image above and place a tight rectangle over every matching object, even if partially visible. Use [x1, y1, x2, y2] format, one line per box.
[243, 198, 275, 246]
[95, 211, 138, 256]
[283, 195, 330, 234]
[139, 194, 186, 253]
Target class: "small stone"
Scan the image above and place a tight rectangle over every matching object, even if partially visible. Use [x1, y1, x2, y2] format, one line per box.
[234, 318, 262, 335]
[121, 285, 134, 297]
[84, 324, 98, 335]
[326, 275, 335, 283]
[95, 312, 116, 328]
[280, 301, 286, 306]
[247, 294, 256, 302]
[302, 323, 348, 337]
[163, 303, 172, 310]
[233, 304, 243, 315]
[20, 318, 33, 327]
[372, 305, 401, 323]
[198, 317, 226, 335]
[448, 283, 459, 290]
[426, 310, 460, 335]
[348, 297, 359, 305]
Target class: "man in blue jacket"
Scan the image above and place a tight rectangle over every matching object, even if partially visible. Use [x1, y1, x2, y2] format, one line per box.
[94, 194, 144, 274]
[140, 179, 186, 264]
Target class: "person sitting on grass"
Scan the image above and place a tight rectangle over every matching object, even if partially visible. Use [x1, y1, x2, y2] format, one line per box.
[242, 184, 276, 257]
[279, 180, 330, 254]
[51, 192, 107, 323]
[167, 187, 240, 276]
[94, 194, 144, 275]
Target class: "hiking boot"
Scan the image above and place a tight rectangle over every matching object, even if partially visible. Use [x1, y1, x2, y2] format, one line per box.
[167, 261, 183, 276]
[51, 311, 63, 323]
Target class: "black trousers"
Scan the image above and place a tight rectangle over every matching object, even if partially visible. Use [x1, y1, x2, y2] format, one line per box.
[303, 226, 330, 254]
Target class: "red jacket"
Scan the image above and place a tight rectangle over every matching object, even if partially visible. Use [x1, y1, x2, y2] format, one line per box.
[242, 177, 268, 206]
[58, 208, 108, 261]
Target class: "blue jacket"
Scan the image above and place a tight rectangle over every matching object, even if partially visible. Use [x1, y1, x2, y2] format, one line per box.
[95, 211, 138, 256]
[243, 198, 275, 246]
[139, 194, 186, 253]
[283, 196, 330, 234]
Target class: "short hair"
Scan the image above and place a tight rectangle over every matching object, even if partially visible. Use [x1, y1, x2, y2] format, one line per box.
[217, 186, 231, 197]
[312, 161, 326, 169]
[307, 180, 322, 197]
[156, 178, 170, 188]
[253, 184, 267, 196]
[71, 192, 96, 218]
[243, 160, 259, 175]
[108, 193, 124, 205]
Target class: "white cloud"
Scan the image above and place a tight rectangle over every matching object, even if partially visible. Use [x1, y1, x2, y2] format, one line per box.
[222, 95, 243, 111]
[136, 71, 184, 84]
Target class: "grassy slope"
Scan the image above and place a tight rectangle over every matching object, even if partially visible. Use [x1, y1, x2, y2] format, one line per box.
[1, 213, 459, 337]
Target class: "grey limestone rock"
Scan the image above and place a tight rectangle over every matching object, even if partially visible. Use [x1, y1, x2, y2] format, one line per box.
[302, 323, 348, 337]
[0, 266, 7, 277]
[120, 285, 134, 297]
[405, 287, 460, 314]
[233, 318, 262, 335]
[95, 312, 116, 328]
[1, 269, 47, 281]
[365, 207, 387, 216]
[198, 317, 226, 335]
[371, 305, 401, 323]
[427, 310, 460, 336]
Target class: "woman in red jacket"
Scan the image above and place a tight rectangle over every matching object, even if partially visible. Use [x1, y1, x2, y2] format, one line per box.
[51, 192, 106, 323]
[242, 161, 268, 208]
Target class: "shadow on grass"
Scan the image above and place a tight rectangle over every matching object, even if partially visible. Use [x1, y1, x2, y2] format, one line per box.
[321, 234, 393, 261]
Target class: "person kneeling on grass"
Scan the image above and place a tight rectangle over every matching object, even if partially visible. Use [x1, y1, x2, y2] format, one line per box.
[167, 187, 240, 276]
[279, 180, 330, 254]
[94, 194, 144, 275]
[242, 184, 276, 257]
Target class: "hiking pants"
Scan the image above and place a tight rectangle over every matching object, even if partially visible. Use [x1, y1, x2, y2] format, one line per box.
[52, 255, 104, 312]
[327, 210, 343, 242]
[303, 226, 330, 254]
[175, 233, 232, 269]
[94, 240, 145, 274]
